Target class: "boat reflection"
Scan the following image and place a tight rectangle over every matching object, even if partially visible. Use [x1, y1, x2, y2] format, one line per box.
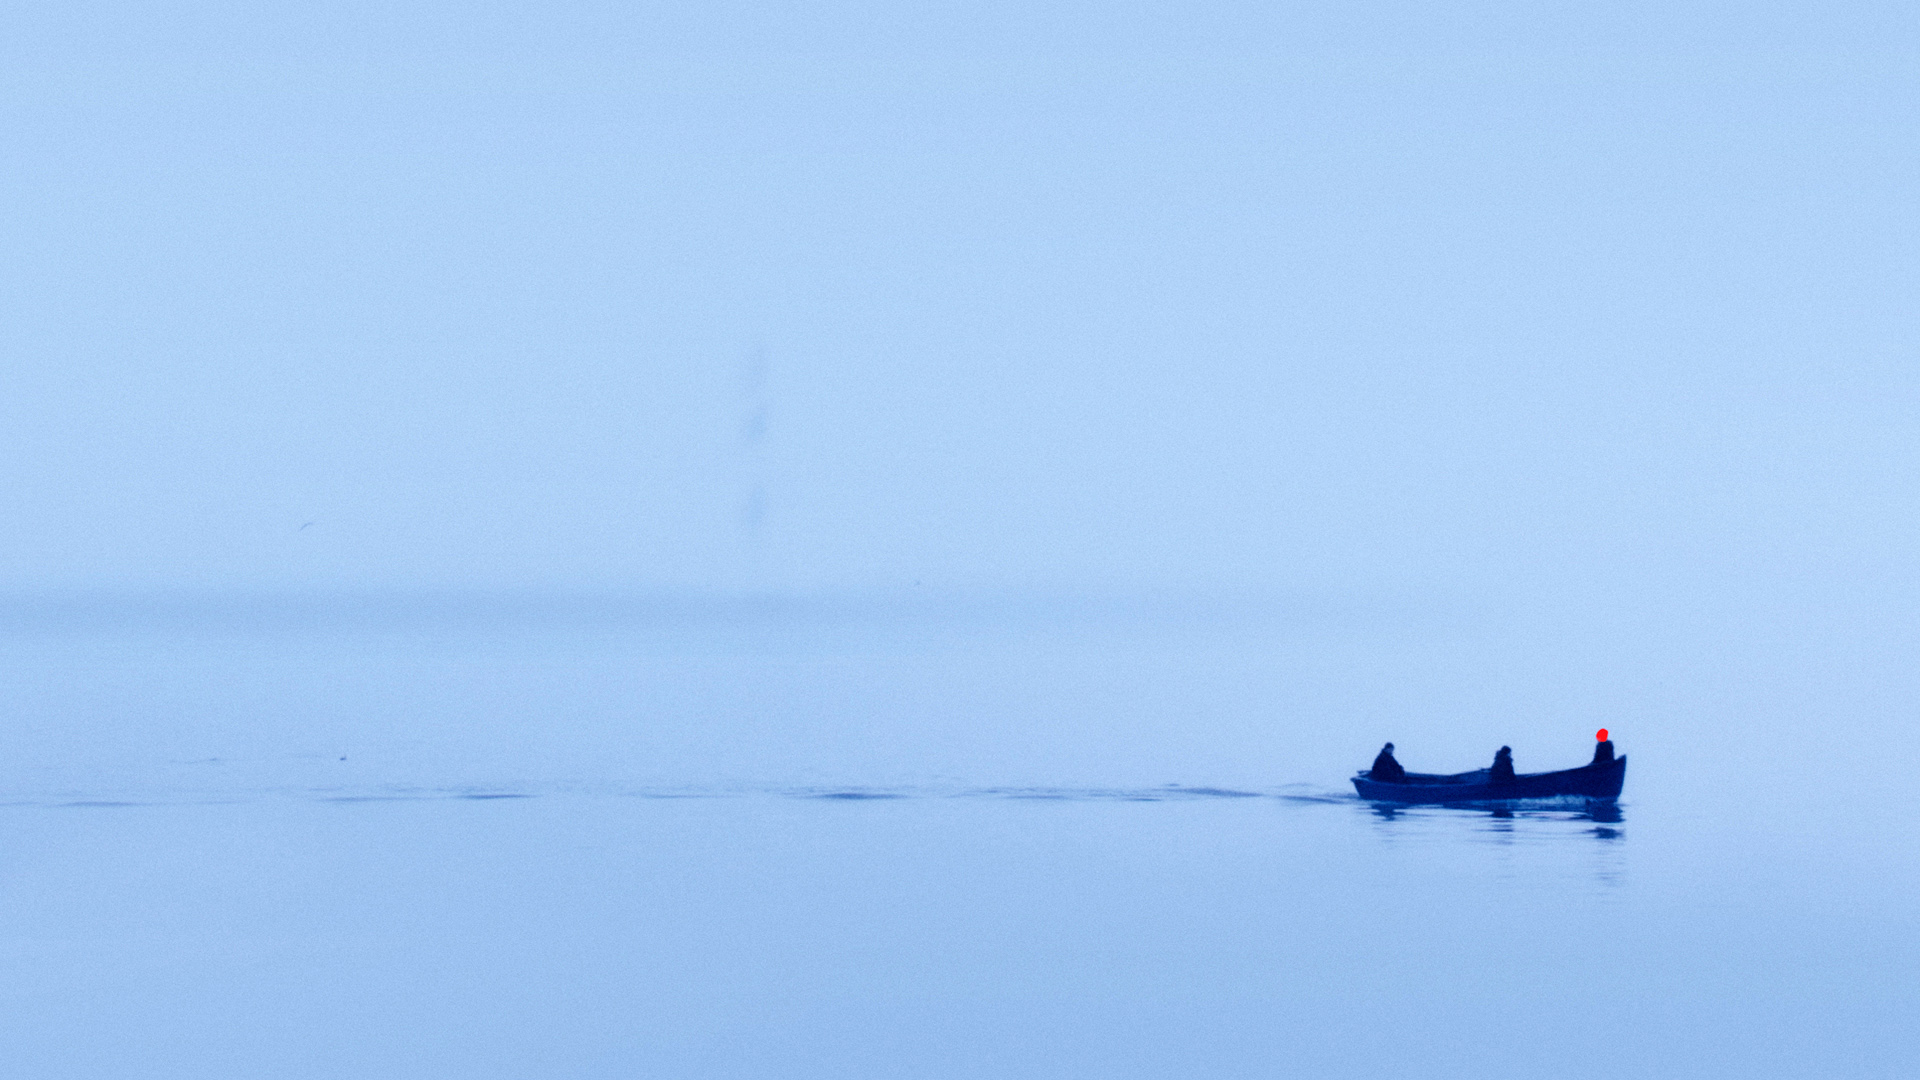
[1364, 797, 1626, 841]
[1358, 796, 1628, 886]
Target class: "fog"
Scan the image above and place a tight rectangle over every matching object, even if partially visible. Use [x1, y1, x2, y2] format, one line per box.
[7, 0, 1915, 602]
[5, 5, 1919, 1076]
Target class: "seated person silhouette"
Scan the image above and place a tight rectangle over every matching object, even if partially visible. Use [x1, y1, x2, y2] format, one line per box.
[1592, 729, 1615, 764]
[1490, 745, 1516, 783]
[1369, 742, 1406, 781]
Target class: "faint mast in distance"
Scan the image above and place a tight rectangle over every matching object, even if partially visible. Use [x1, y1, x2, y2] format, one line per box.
[738, 344, 770, 542]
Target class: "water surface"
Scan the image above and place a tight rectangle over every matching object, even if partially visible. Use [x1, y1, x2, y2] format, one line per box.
[0, 593, 1912, 1078]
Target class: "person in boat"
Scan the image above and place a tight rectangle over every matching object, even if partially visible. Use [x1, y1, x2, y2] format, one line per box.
[1490, 745, 1515, 783]
[1592, 729, 1615, 764]
[1369, 743, 1406, 781]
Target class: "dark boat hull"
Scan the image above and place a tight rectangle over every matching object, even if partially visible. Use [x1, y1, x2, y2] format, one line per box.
[1352, 756, 1626, 804]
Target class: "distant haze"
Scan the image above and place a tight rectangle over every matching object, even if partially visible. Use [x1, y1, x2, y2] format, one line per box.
[4, 0, 1915, 599]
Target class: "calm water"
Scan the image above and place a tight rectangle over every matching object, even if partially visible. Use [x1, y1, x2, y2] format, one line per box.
[0, 592, 1914, 1078]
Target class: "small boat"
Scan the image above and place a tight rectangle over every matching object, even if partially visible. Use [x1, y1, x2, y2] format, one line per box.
[1352, 755, 1625, 804]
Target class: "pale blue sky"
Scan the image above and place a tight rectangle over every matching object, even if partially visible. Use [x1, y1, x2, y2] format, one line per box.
[4, 1, 1916, 594]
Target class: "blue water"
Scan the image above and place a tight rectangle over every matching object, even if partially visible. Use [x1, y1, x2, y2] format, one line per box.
[0, 592, 1914, 1078]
